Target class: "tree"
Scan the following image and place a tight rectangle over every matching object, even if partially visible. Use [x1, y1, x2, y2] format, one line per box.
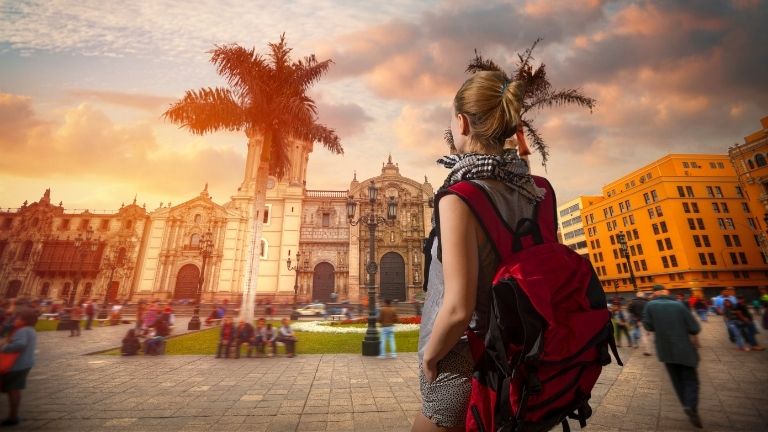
[467, 38, 596, 165]
[163, 34, 342, 322]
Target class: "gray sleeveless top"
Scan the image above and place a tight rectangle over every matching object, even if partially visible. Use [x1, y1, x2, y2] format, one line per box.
[417, 179, 537, 361]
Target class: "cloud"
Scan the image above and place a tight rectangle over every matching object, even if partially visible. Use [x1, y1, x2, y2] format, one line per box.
[0, 93, 244, 208]
[315, 101, 373, 138]
[67, 89, 174, 112]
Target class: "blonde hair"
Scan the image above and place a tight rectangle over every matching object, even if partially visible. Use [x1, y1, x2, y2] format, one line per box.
[453, 71, 523, 154]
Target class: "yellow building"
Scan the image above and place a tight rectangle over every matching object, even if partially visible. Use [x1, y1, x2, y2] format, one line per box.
[582, 154, 768, 298]
[557, 196, 601, 258]
[728, 115, 768, 260]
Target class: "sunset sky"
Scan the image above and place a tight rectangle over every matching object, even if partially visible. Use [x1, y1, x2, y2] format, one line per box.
[1, 0, 767, 213]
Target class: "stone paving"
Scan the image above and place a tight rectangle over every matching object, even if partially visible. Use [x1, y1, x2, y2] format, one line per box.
[8, 314, 768, 431]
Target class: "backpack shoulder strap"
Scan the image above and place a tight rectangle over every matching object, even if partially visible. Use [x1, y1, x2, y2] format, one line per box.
[445, 181, 514, 262]
[531, 175, 558, 243]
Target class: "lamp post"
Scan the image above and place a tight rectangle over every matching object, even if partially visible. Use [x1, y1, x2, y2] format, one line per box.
[347, 180, 398, 356]
[287, 250, 301, 307]
[616, 231, 638, 292]
[188, 230, 214, 330]
[97, 238, 136, 319]
[69, 227, 98, 306]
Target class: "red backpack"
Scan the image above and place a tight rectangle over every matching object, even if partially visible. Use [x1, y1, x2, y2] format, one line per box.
[435, 177, 622, 432]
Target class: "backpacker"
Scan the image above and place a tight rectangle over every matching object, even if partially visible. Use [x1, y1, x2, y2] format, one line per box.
[431, 177, 622, 432]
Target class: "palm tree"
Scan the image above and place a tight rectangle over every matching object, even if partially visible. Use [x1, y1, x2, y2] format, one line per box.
[467, 38, 596, 165]
[163, 34, 342, 322]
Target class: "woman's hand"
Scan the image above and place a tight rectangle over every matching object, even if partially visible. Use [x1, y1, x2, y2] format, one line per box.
[423, 356, 439, 383]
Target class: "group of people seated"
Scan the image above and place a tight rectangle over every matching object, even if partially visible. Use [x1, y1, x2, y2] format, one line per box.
[121, 307, 173, 356]
[217, 317, 297, 358]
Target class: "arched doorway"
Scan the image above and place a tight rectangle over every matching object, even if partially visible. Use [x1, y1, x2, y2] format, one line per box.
[174, 264, 200, 301]
[380, 252, 406, 301]
[312, 262, 335, 303]
[107, 281, 119, 303]
[5, 280, 21, 299]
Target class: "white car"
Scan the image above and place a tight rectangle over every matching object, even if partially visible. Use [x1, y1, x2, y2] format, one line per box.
[290, 303, 326, 320]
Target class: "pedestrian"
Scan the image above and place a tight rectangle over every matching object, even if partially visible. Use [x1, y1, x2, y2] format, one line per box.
[378, 298, 398, 359]
[121, 329, 141, 356]
[84, 299, 95, 330]
[276, 318, 298, 357]
[70, 304, 83, 336]
[234, 319, 255, 359]
[135, 300, 146, 332]
[642, 285, 702, 428]
[414, 70, 542, 431]
[611, 304, 632, 347]
[627, 291, 652, 355]
[0, 307, 38, 426]
[693, 296, 708, 322]
[215, 317, 235, 358]
[734, 296, 765, 351]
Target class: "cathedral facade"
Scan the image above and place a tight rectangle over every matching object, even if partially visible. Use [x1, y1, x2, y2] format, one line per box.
[0, 140, 435, 306]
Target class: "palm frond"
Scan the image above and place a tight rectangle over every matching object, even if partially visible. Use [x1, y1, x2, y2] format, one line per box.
[466, 49, 506, 78]
[513, 37, 542, 81]
[268, 33, 293, 75]
[294, 56, 334, 90]
[209, 44, 268, 99]
[523, 89, 596, 115]
[305, 124, 342, 155]
[521, 119, 549, 166]
[162, 87, 245, 135]
[268, 132, 291, 179]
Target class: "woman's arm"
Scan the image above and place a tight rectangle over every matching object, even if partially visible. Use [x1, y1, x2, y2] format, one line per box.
[422, 195, 480, 382]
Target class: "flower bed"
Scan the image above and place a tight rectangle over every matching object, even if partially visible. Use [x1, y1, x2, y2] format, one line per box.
[327, 315, 421, 326]
[292, 321, 420, 333]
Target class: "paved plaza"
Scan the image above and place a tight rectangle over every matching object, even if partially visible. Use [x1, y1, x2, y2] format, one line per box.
[9, 315, 768, 431]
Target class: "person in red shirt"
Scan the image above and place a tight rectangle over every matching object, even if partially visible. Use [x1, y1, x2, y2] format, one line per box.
[215, 318, 234, 358]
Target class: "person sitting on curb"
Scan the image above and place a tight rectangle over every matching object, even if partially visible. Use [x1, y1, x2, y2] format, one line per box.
[262, 323, 277, 357]
[121, 329, 141, 356]
[215, 317, 235, 358]
[276, 318, 297, 358]
[251, 318, 267, 357]
[234, 319, 255, 359]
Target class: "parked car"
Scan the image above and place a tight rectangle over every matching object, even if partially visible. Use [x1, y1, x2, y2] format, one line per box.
[290, 303, 326, 320]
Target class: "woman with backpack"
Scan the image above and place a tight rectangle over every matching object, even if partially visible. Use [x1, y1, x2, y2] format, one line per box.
[413, 71, 544, 431]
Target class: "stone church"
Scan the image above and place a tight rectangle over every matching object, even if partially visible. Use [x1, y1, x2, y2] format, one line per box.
[0, 139, 435, 306]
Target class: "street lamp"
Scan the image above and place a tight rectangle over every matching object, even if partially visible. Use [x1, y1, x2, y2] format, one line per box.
[69, 227, 99, 306]
[287, 250, 301, 307]
[97, 238, 136, 319]
[616, 231, 638, 293]
[347, 180, 397, 356]
[188, 230, 214, 330]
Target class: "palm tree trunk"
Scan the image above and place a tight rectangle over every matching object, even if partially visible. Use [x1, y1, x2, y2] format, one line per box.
[240, 130, 271, 323]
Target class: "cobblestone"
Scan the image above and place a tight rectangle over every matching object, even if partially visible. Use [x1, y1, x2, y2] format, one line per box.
[10, 314, 768, 431]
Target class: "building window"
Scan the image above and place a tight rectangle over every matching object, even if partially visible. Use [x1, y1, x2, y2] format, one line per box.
[194, 214, 201, 223]
[79, 219, 90, 230]
[655, 206, 663, 216]
[730, 252, 738, 265]
[664, 238, 672, 249]
[20, 241, 33, 261]
[322, 213, 330, 227]
[708, 253, 716, 265]
[100, 219, 110, 230]
[714, 186, 723, 198]
[685, 186, 694, 198]
[263, 205, 272, 225]
[651, 190, 659, 202]
[705, 186, 713, 197]
[648, 208, 655, 219]
[687, 218, 696, 230]
[637, 244, 644, 255]
[724, 235, 732, 247]
[755, 153, 767, 167]
[735, 186, 744, 198]
[739, 252, 748, 264]
[696, 219, 705, 230]
[60, 219, 70, 230]
[733, 235, 741, 247]
[712, 203, 720, 213]
[693, 235, 701, 247]
[652, 224, 660, 235]
[691, 203, 699, 213]
[669, 255, 678, 267]
[661, 256, 669, 268]
[702, 235, 710, 247]
[725, 218, 735, 230]
[721, 203, 729, 213]
[640, 260, 647, 271]
[656, 239, 664, 252]
[643, 193, 651, 205]
[677, 186, 685, 198]
[742, 203, 750, 213]
[698, 253, 707, 265]
[683, 203, 690, 213]
[260, 239, 268, 258]
[660, 221, 668, 233]
[717, 219, 726, 230]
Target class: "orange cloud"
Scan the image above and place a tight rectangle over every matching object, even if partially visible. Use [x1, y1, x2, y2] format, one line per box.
[0, 93, 244, 209]
[67, 89, 175, 112]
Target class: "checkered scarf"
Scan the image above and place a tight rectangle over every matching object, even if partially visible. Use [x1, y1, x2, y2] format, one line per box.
[434, 150, 545, 226]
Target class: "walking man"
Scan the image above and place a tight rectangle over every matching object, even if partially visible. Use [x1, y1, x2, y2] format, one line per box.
[378, 298, 398, 359]
[643, 285, 702, 428]
[84, 299, 95, 330]
[628, 291, 651, 356]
